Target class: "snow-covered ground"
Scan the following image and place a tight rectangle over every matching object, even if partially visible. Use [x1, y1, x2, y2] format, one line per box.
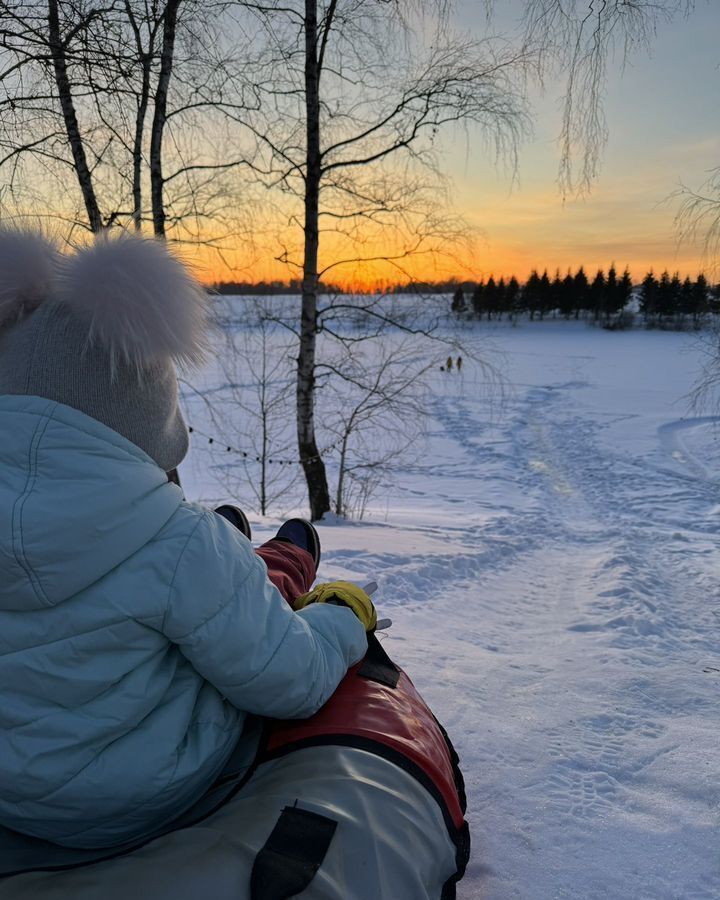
[180, 316, 720, 899]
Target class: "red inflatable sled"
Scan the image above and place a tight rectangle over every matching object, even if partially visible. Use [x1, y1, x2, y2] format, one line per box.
[0, 628, 469, 900]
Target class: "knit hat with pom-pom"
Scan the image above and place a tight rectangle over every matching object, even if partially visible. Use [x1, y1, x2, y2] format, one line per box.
[0, 229, 209, 472]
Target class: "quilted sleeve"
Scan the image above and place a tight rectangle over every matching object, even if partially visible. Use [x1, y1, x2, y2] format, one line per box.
[161, 511, 367, 719]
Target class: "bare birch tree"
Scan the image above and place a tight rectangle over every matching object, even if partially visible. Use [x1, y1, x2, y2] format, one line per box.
[321, 337, 434, 518]
[0, 0, 253, 240]
[0, 0, 109, 231]
[221, 300, 297, 515]
[229, 0, 531, 519]
[112, 0, 163, 231]
[46, 0, 106, 230]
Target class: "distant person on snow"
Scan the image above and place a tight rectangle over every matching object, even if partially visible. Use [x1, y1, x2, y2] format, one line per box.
[0, 229, 374, 849]
[457, 356, 463, 372]
[446, 355, 453, 372]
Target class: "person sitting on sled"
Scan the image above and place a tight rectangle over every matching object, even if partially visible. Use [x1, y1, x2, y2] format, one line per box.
[0, 228, 375, 850]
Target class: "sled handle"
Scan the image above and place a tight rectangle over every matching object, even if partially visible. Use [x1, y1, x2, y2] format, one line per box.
[362, 581, 391, 630]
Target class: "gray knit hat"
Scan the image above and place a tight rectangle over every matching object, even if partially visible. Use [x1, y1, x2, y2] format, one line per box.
[0, 229, 209, 472]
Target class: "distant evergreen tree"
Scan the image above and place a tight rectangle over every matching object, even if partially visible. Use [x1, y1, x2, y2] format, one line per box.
[573, 266, 589, 319]
[603, 265, 617, 321]
[605, 263, 632, 319]
[690, 274, 709, 325]
[538, 270, 551, 319]
[618, 267, 633, 311]
[451, 285, 466, 313]
[589, 269, 606, 320]
[525, 270, 541, 320]
[506, 276, 521, 320]
[603, 264, 630, 321]
[655, 271, 682, 321]
[560, 270, 575, 318]
[550, 269, 563, 316]
[670, 273, 682, 320]
[496, 277, 508, 318]
[680, 276, 694, 322]
[656, 271, 674, 319]
[484, 276, 498, 319]
[639, 271, 658, 321]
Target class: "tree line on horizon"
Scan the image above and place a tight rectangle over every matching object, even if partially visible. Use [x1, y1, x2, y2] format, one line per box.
[448, 267, 719, 328]
[212, 266, 718, 329]
[211, 279, 344, 296]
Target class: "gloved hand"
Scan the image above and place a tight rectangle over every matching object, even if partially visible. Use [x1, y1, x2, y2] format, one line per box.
[293, 581, 377, 631]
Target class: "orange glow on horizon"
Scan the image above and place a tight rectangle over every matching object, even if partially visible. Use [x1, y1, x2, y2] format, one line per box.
[191, 240, 713, 292]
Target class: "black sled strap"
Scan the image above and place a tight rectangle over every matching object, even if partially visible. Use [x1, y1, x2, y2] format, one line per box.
[358, 632, 400, 688]
[250, 805, 337, 900]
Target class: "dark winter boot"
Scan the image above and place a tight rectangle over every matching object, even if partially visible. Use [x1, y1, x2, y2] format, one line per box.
[214, 505, 252, 540]
[274, 518, 321, 570]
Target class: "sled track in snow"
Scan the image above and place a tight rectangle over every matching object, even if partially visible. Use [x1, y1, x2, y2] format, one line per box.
[373, 375, 720, 900]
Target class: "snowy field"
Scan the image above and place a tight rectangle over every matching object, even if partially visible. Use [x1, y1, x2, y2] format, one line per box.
[179, 311, 720, 899]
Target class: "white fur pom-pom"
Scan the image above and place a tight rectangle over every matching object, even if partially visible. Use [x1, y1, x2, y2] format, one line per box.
[56, 232, 209, 369]
[0, 228, 59, 327]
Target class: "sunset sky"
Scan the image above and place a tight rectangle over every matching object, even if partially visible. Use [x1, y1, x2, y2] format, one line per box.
[211, 1, 718, 288]
[438, 0, 720, 283]
[4, 2, 713, 288]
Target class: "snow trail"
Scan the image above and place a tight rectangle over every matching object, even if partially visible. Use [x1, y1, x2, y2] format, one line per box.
[319, 327, 720, 899]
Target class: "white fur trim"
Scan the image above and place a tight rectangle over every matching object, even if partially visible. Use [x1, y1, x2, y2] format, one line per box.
[56, 232, 209, 369]
[0, 228, 59, 327]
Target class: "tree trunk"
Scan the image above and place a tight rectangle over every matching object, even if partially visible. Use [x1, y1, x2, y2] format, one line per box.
[335, 430, 350, 517]
[298, 0, 330, 521]
[47, 0, 103, 233]
[130, 58, 152, 230]
[260, 407, 268, 516]
[150, 0, 180, 238]
[125, 2, 154, 231]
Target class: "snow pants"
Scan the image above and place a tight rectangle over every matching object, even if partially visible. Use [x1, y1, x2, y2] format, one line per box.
[254, 538, 316, 606]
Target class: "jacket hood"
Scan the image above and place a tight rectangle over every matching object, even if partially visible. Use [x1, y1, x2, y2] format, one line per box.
[0, 395, 182, 611]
